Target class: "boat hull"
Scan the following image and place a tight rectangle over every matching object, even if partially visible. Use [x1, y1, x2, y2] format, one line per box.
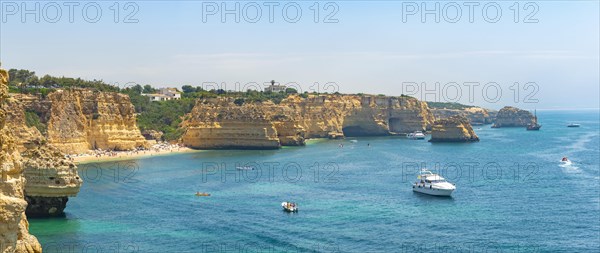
[281, 202, 298, 212]
[412, 186, 454, 196]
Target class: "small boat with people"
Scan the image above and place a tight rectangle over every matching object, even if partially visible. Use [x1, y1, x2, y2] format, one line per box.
[567, 123, 580, 128]
[281, 202, 298, 212]
[195, 192, 211, 197]
[412, 169, 455, 196]
[406, 131, 426, 140]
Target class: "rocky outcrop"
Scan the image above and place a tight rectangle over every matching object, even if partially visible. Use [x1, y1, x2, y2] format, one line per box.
[429, 116, 479, 142]
[5, 95, 83, 217]
[45, 89, 149, 153]
[492, 106, 535, 128]
[182, 94, 435, 149]
[431, 107, 495, 125]
[181, 99, 281, 149]
[142, 130, 164, 141]
[1, 66, 42, 253]
[3, 97, 45, 153]
[22, 143, 82, 217]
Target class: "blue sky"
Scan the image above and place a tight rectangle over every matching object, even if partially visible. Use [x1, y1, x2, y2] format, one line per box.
[1, 1, 598, 109]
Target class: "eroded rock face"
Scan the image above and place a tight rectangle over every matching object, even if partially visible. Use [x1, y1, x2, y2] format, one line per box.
[46, 89, 149, 153]
[182, 95, 435, 149]
[5, 96, 83, 218]
[429, 116, 479, 143]
[142, 130, 164, 141]
[22, 143, 82, 217]
[492, 106, 535, 128]
[0, 66, 42, 253]
[3, 97, 45, 153]
[431, 107, 495, 125]
[182, 99, 281, 149]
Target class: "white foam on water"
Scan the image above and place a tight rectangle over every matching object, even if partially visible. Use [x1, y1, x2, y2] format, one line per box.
[559, 161, 580, 173]
[564, 132, 598, 152]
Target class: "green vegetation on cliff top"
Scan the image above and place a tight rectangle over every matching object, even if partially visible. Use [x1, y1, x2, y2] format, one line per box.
[427, 102, 476, 110]
[7, 68, 424, 141]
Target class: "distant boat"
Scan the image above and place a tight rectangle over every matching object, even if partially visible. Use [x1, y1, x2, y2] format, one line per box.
[281, 202, 298, 212]
[567, 123, 580, 128]
[236, 166, 254, 170]
[406, 131, 426, 139]
[526, 109, 541, 130]
[195, 192, 210, 197]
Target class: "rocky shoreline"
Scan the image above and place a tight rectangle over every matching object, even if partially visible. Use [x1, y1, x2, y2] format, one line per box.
[429, 116, 480, 142]
[181, 95, 435, 149]
[492, 106, 535, 128]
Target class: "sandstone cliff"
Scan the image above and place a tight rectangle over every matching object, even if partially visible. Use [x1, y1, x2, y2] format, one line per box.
[492, 106, 535, 128]
[0, 66, 42, 253]
[3, 97, 44, 153]
[182, 95, 435, 149]
[22, 143, 82, 217]
[431, 107, 494, 125]
[45, 89, 148, 153]
[6, 94, 83, 217]
[182, 99, 282, 149]
[429, 116, 479, 142]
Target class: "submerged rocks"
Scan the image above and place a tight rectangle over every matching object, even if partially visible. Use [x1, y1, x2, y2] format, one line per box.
[429, 116, 479, 143]
[24, 196, 69, 218]
[492, 106, 535, 128]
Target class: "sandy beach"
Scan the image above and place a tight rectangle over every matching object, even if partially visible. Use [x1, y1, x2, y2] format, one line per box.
[73, 146, 201, 164]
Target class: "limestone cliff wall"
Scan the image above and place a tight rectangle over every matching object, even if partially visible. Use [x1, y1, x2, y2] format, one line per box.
[3, 98, 44, 153]
[46, 89, 148, 153]
[182, 99, 281, 149]
[492, 106, 535, 128]
[4, 96, 83, 217]
[429, 115, 479, 142]
[1, 66, 42, 253]
[182, 95, 435, 149]
[431, 107, 494, 125]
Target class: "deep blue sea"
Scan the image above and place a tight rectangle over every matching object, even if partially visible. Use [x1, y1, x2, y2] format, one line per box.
[29, 110, 600, 253]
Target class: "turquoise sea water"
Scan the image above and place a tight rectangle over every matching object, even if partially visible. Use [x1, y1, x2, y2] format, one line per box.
[30, 110, 600, 252]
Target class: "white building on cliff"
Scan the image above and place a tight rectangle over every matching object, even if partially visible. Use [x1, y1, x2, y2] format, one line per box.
[143, 88, 181, 102]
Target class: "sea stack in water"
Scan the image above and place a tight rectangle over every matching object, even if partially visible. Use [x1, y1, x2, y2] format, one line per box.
[492, 106, 535, 128]
[429, 116, 479, 142]
[22, 142, 83, 217]
[0, 65, 42, 253]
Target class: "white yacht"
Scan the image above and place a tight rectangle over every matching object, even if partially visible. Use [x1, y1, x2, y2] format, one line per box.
[406, 131, 426, 140]
[412, 169, 455, 196]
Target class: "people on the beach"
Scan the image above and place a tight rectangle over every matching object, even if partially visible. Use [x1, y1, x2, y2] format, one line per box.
[73, 142, 186, 162]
